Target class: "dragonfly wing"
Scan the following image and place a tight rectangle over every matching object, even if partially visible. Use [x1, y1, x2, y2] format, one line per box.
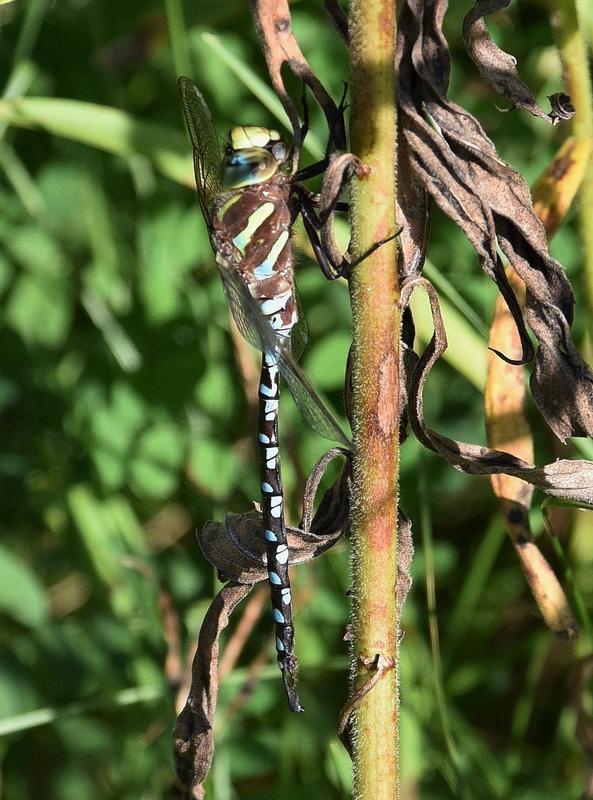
[290, 289, 309, 362]
[178, 76, 223, 224]
[218, 266, 351, 448]
[277, 349, 352, 448]
[218, 265, 269, 354]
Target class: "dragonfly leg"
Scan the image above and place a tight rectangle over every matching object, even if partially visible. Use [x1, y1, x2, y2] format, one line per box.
[314, 151, 402, 279]
[348, 228, 403, 269]
[301, 189, 349, 214]
[293, 82, 348, 184]
[298, 181, 401, 280]
[300, 190, 343, 280]
[299, 81, 310, 144]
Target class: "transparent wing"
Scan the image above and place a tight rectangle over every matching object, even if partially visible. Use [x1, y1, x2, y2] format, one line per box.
[290, 290, 309, 362]
[178, 76, 223, 225]
[218, 267, 351, 448]
[279, 348, 351, 448]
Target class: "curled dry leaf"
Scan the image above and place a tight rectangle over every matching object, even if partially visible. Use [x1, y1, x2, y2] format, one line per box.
[248, 0, 346, 159]
[198, 447, 350, 584]
[398, 0, 593, 442]
[401, 275, 593, 507]
[173, 582, 252, 800]
[174, 450, 351, 798]
[462, 0, 574, 124]
[317, 152, 370, 274]
[198, 510, 343, 584]
[396, 126, 430, 281]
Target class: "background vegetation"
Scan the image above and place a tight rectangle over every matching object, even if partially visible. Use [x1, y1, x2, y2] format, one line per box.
[0, 0, 592, 797]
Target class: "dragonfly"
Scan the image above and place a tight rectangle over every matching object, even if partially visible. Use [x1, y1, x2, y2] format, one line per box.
[178, 76, 351, 713]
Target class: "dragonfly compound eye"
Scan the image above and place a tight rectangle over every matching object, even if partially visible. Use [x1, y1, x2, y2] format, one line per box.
[222, 148, 281, 188]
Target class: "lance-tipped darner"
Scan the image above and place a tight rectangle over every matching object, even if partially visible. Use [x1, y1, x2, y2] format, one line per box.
[178, 77, 351, 713]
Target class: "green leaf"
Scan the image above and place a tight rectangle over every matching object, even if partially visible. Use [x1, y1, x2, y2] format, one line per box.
[55, 716, 113, 757]
[0, 545, 49, 628]
[325, 739, 353, 795]
[0, 375, 19, 412]
[0, 97, 193, 186]
[129, 422, 186, 499]
[0, 251, 14, 295]
[0, 656, 38, 719]
[52, 767, 101, 800]
[194, 363, 239, 420]
[400, 706, 425, 783]
[37, 161, 91, 244]
[4, 270, 72, 347]
[137, 204, 203, 323]
[88, 383, 148, 489]
[6, 224, 65, 276]
[303, 330, 350, 390]
[189, 437, 241, 500]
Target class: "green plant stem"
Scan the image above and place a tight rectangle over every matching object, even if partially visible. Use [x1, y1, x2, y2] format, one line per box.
[165, 0, 192, 78]
[419, 470, 465, 796]
[551, 0, 593, 327]
[348, 2, 400, 799]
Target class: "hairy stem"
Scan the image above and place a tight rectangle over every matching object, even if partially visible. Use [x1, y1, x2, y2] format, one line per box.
[348, 1, 400, 798]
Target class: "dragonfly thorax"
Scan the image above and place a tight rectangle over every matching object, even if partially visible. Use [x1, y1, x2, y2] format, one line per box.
[222, 125, 291, 189]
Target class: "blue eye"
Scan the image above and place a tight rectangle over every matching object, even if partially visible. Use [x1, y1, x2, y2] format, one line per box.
[221, 148, 279, 188]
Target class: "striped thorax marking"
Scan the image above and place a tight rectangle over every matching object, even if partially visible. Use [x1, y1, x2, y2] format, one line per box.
[254, 231, 290, 279]
[231, 202, 275, 253]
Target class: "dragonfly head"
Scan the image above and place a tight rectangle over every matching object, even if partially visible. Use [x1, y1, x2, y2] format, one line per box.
[222, 126, 291, 188]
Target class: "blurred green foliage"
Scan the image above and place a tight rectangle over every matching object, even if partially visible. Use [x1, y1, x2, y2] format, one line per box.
[0, 1, 591, 798]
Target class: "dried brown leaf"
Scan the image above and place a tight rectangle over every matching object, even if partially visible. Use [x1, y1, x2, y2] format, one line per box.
[401, 275, 593, 506]
[486, 276, 577, 639]
[248, 0, 345, 158]
[515, 536, 577, 639]
[198, 508, 343, 584]
[317, 153, 370, 274]
[397, 125, 430, 280]
[462, 0, 570, 123]
[173, 582, 251, 800]
[486, 270, 533, 497]
[398, 0, 593, 442]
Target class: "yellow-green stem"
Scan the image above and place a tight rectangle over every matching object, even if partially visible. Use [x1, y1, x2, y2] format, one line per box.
[552, 0, 593, 327]
[348, 1, 400, 798]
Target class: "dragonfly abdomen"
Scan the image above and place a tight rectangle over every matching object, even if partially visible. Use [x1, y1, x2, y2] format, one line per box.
[258, 352, 302, 712]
